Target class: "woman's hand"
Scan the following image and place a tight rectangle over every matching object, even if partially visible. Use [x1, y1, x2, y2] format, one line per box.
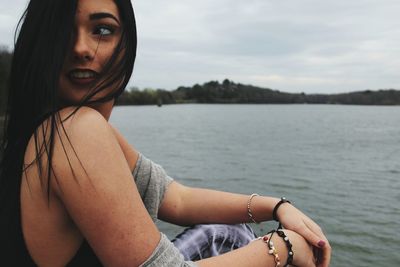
[281, 229, 317, 267]
[276, 203, 331, 267]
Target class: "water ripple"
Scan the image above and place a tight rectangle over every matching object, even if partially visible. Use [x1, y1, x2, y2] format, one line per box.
[111, 105, 400, 267]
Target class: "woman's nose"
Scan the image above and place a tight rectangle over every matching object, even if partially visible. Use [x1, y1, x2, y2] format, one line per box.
[72, 31, 94, 62]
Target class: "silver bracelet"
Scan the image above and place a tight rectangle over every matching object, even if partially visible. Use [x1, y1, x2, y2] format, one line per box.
[247, 193, 260, 224]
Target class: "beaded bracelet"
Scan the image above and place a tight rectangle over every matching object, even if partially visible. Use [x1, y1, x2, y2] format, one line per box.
[256, 234, 281, 267]
[276, 229, 294, 267]
[247, 193, 259, 224]
[267, 231, 281, 267]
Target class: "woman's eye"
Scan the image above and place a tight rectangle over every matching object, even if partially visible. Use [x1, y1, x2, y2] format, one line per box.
[94, 26, 115, 36]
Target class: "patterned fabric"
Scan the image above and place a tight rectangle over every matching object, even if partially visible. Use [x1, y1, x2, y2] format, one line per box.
[172, 224, 257, 261]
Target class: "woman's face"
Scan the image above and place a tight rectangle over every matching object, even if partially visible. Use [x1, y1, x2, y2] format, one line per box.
[59, 0, 122, 105]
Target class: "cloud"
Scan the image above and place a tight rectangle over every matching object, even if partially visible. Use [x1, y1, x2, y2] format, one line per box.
[2, 0, 400, 93]
[0, 0, 28, 49]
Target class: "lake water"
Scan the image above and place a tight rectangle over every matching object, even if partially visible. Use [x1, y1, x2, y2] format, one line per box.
[110, 104, 400, 267]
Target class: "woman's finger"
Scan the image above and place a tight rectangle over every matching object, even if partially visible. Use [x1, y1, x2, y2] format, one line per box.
[304, 216, 325, 237]
[304, 219, 327, 244]
[303, 219, 331, 267]
[317, 240, 331, 267]
[296, 223, 325, 249]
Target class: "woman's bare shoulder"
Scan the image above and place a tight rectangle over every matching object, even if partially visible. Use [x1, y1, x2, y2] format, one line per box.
[24, 106, 110, 170]
[24, 106, 161, 266]
[57, 106, 109, 130]
[49, 106, 120, 183]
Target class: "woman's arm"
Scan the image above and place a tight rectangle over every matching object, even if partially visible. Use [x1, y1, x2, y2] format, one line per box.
[158, 183, 279, 225]
[108, 125, 278, 224]
[49, 108, 317, 267]
[197, 229, 316, 267]
[51, 107, 161, 266]
[109, 124, 330, 267]
[109, 124, 140, 171]
[159, 183, 330, 267]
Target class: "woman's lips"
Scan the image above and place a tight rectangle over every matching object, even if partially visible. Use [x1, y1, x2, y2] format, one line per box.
[67, 69, 98, 85]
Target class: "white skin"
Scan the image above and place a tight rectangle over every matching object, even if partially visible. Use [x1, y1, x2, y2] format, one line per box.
[21, 0, 331, 266]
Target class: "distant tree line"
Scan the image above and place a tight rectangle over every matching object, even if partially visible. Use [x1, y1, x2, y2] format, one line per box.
[117, 88, 176, 106]
[1, 46, 400, 108]
[116, 79, 400, 106]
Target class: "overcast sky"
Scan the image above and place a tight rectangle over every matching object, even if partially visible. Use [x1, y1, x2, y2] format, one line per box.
[1, 0, 400, 93]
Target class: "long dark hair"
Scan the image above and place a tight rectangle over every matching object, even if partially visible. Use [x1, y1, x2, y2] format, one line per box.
[0, 0, 137, 260]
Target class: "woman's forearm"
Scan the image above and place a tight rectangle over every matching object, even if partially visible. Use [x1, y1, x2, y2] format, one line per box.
[162, 184, 331, 267]
[160, 183, 280, 225]
[196, 232, 288, 267]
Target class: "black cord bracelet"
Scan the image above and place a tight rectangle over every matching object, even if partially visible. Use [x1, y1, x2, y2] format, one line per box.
[272, 197, 292, 222]
[266, 228, 294, 267]
[276, 229, 294, 267]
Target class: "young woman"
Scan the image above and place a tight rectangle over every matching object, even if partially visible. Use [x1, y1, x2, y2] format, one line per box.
[0, 0, 331, 266]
